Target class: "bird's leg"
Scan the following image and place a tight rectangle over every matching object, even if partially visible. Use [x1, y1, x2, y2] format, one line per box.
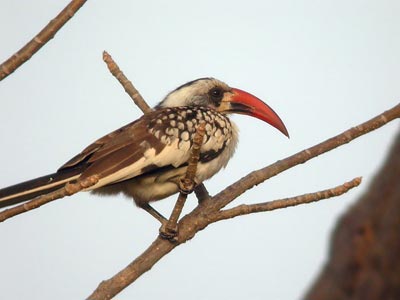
[194, 183, 210, 204]
[159, 178, 197, 240]
[160, 122, 206, 240]
[159, 195, 184, 240]
[178, 177, 197, 194]
[138, 202, 168, 225]
[139, 202, 179, 240]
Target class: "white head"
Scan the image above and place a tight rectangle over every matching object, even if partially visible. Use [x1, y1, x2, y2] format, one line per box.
[156, 77, 289, 137]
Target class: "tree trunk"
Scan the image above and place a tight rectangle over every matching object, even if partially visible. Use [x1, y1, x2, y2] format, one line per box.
[305, 127, 400, 300]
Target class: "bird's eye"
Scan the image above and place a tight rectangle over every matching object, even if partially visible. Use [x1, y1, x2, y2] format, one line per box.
[209, 87, 224, 103]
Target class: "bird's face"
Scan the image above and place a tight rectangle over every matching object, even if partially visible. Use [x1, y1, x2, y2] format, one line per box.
[158, 78, 289, 137]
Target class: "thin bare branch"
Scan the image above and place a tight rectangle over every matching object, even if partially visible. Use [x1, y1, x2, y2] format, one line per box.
[206, 104, 400, 212]
[0, 176, 99, 222]
[102, 51, 152, 114]
[87, 178, 360, 300]
[0, 0, 87, 81]
[211, 177, 362, 222]
[87, 105, 399, 300]
[88, 237, 177, 300]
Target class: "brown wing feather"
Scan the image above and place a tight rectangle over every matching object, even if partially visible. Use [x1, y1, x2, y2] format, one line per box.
[81, 143, 146, 179]
[58, 120, 140, 170]
[58, 110, 168, 183]
[87, 120, 145, 163]
[81, 128, 165, 180]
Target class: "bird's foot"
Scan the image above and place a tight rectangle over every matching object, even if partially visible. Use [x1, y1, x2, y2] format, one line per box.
[179, 178, 197, 194]
[159, 221, 179, 241]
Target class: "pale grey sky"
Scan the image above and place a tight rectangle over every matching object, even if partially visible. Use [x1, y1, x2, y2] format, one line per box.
[0, 1, 399, 299]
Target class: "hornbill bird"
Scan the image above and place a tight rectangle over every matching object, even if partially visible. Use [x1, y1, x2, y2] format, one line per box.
[0, 78, 288, 222]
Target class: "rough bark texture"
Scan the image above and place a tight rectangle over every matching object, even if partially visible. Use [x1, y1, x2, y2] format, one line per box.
[305, 127, 400, 300]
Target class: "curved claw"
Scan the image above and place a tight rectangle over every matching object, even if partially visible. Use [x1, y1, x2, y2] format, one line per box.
[179, 178, 197, 194]
[159, 221, 179, 241]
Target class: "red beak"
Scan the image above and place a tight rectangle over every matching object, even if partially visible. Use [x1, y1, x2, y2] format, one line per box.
[230, 88, 289, 137]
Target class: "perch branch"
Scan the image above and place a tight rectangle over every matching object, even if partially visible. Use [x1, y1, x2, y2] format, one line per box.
[211, 177, 362, 222]
[0, 0, 87, 81]
[87, 103, 399, 300]
[102, 51, 151, 114]
[87, 177, 362, 300]
[88, 237, 177, 300]
[0, 176, 99, 222]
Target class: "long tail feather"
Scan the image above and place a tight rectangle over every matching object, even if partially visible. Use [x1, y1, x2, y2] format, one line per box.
[0, 168, 82, 208]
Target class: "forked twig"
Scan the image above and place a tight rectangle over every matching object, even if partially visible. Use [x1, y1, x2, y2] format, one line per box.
[88, 104, 399, 300]
[87, 177, 362, 300]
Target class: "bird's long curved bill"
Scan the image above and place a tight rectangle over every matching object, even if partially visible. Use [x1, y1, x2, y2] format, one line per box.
[230, 88, 289, 137]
